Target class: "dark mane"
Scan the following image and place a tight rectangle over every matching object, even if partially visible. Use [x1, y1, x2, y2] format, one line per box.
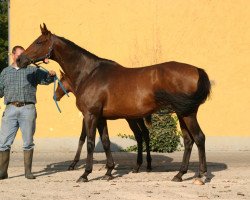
[57, 35, 99, 59]
[56, 35, 118, 66]
[99, 58, 119, 66]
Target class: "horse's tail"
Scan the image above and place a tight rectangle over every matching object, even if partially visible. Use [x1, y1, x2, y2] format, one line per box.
[195, 68, 211, 105]
[155, 68, 211, 116]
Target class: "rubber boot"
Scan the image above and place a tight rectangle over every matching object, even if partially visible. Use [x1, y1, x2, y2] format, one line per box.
[0, 150, 10, 180]
[24, 149, 35, 179]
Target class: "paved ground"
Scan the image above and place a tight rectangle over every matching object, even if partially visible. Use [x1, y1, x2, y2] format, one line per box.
[0, 140, 249, 200]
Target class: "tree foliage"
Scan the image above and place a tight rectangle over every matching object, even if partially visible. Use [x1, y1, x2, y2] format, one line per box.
[0, 0, 8, 72]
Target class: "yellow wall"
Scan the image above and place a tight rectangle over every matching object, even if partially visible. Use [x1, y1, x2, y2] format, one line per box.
[5, 0, 250, 137]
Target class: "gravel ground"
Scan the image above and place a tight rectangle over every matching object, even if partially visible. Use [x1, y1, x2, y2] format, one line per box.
[0, 150, 249, 200]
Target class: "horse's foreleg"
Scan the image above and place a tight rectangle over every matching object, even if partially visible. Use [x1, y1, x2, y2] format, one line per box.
[77, 113, 98, 182]
[137, 119, 152, 172]
[172, 116, 194, 182]
[68, 119, 86, 170]
[97, 118, 115, 180]
[127, 119, 143, 173]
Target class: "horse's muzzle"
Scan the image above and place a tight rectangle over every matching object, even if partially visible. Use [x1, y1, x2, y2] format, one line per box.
[16, 54, 31, 68]
[53, 94, 61, 101]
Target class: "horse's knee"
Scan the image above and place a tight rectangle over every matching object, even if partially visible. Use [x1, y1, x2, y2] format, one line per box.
[103, 142, 110, 151]
[87, 141, 95, 153]
[80, 135, 86, 141]
[194, 132, 205, 147]
[184, 138, 194, 150]
[101, 136, 111, 151]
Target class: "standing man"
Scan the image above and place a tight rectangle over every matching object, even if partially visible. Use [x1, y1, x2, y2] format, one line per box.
[0, 45, 56, 180]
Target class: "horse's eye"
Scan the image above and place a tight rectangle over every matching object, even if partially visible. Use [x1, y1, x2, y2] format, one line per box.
[36, 41, 43, 45]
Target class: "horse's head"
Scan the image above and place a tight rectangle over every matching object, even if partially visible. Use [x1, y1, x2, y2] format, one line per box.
[17, 23, 54, 68]
[55, 70, 73, 101]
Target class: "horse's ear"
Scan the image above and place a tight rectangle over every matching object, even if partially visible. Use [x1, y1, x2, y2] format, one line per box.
[40, 23, 51, 35]
[43, 23, 48, 31]
[40, 24, 43, 33]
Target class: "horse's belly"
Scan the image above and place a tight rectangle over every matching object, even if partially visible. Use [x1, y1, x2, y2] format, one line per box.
[102, 93, 157, 118]
[102, 108, 154, 119]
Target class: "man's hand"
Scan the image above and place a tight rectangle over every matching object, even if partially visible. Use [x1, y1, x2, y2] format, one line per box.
[48, 70, 56, 77]
[44, 58, 50, 64]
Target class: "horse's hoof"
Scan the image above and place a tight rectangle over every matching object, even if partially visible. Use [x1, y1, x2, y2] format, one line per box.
[193, 178, 205, 185]
[76, 176, 88, 183]
[171, 176, 182, 182]
[132, 168, 139, 173]
[68, 166, 75, 171]
[102, 175, 114, 181]
[146, 167, 152, 172]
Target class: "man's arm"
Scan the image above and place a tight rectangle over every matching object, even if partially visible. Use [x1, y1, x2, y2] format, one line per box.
[35, 68, 56, 85]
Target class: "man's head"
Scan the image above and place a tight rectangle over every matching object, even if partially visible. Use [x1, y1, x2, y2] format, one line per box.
[12, 46, 25, 64]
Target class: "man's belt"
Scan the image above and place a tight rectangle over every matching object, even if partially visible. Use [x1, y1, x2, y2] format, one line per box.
[7, 102, 34, 107]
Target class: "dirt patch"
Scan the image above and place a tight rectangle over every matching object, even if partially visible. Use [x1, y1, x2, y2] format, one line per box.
[0, 163, 249, 200]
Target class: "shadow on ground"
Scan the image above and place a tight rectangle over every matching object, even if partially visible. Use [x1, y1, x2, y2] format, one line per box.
[31, 157, 227, 182]
[9, 140, 228, 182]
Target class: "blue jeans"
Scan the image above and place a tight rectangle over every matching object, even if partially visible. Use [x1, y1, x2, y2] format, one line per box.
[0, 104, 37, 151]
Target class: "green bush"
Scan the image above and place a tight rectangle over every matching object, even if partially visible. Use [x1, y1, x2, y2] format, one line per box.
[118, 109, 182, 153]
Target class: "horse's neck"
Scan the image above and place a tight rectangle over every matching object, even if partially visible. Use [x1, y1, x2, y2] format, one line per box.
[52, 39, 99, 90]
[67, 79, 76, 95]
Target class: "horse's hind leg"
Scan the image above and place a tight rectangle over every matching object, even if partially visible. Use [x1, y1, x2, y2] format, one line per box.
[68, 119, 86, 170]
[97, 118, 115, 180]
[174, 113, 207, 184]
[172, 116, 194, 182]
[185, 114, 207, 177]
[137, 119, 152, 172]
[126, 119, 143, 173]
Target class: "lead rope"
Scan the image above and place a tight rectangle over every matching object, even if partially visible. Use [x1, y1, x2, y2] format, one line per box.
[34, 63, 69, 113]
[53, 75, 69, 113]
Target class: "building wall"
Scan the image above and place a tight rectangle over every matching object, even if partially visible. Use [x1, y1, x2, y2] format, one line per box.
[4, 0, 250, 137]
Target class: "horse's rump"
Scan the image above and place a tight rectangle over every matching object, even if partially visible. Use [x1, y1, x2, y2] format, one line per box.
[155, 68, 211, 116]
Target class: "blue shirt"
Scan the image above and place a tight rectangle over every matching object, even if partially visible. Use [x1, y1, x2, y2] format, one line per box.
[0, 65, 54, 104]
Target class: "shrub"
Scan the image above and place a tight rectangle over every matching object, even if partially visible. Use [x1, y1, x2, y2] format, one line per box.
[118, 109, 182, 153]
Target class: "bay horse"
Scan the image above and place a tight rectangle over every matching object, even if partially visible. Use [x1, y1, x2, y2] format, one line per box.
[55, 71, 152, 173]
[17, 24, 211, 184]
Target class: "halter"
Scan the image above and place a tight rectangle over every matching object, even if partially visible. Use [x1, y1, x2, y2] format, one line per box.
[28, 42, 54, 64]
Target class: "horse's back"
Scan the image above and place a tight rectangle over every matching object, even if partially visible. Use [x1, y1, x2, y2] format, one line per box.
[105, 61, 200, 94]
